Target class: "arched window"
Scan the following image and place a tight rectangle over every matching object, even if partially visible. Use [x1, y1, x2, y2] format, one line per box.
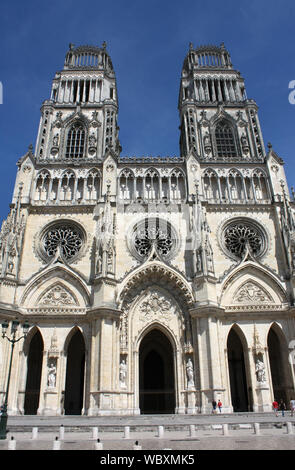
[65, 122, 85, 159]
[215, 120, 237, 158]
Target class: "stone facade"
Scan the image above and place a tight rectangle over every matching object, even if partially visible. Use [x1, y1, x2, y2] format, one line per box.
[1, 43, 295, 416]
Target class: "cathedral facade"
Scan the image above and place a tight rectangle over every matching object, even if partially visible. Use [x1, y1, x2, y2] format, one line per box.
[1, 43, 295, 416]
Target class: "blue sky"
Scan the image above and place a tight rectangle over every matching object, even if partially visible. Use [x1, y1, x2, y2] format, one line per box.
[0, 0, 295, 222]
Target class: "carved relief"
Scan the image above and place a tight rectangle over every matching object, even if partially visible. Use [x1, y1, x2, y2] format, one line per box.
[139, 291, 175, 323]
[0, 186, 26, 278]
[233, 282, 273, 304]
[38, 284, 78, 306]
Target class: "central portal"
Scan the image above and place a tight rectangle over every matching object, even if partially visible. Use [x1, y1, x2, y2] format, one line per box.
[139, 329, 175, 414]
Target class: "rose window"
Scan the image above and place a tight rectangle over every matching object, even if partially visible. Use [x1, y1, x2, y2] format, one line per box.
[129, 218, 178, 261]
[135, 226, 173, 257]
[42, 223, 84, 261]
[223, 222, 265, 259]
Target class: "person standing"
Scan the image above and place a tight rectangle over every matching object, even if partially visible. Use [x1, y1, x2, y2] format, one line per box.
[272, 399, 279, 417]
[212, 400, 217, 414]
[217, 400, 222, 413]
[290, 398, 295, 417]
[279, 399, 286, 417]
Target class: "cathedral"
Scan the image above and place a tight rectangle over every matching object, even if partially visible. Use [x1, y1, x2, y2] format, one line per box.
[0, 42, 295, 417]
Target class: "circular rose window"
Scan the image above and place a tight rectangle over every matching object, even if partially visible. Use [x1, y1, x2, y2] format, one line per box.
[38, 221, 85, 263]
[128, 218, 179, 261]
[222, 219, 266, 260]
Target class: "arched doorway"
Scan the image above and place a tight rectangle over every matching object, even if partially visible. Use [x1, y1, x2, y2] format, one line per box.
[227, 328, 250, 412]
[64, 329, 85, 415]
[268, 325, 292, 405]
[139, 329, 175, 414]
[24, 330, 43, 415]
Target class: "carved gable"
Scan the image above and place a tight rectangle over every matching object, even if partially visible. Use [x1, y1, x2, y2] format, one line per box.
[38, 284, 78, 306]
[233, 281, 273, 304]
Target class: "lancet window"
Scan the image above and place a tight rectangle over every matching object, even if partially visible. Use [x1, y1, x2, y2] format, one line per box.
[215, 120, 237, 159]
[33, 169, 101, 204]
[118, 168, 186, 202]
[65, 122, 86, 159]
[202, 168, 270, 203]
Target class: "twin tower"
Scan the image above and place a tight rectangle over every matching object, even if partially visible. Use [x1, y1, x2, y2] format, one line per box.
[0, 43, 295, 417]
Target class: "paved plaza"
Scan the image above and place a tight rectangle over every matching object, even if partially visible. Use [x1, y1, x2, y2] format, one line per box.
[1, 412, 295, 451]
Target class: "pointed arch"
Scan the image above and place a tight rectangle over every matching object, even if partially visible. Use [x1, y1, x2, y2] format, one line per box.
[227, 324, 252, 412]
[23, 325, 44, 356]
[135, 318, 179, 353]
[220, 261, 288, 310]
[210, 109, 240, 160]
[65, 121, 86, 159]
[63, 327, 86, 415]
[24, 328, 44, 415]
[226, 323, 249, 350]
[267, 322, 293, 404]
[215, 119, 237, 158]
[63, 325, 86, 354]
[144, 167, 160, 178]
[118, 261, 195, 313]
[20, 264, 90, 311]
[138, 326, 176, 414]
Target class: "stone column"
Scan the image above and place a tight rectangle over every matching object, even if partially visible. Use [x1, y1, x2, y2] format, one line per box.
[192, 313, 225, 413]
[87, 318, 100, 415]
[96, 310, 121, 415]
[38, 350, 49, 415]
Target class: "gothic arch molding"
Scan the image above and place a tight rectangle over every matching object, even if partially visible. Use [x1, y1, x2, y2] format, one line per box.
[23, 325, 44, 356]
[226, 324, 252, 412]
[63, 325, 87, 354]
[266, 321, 290, 348]
[135, 321, 178, 354]
[20, 264, 90, 310]
[117, 261, 195, 313]
[220, 261, 288, 310]
[267, 322, 293, 404]
[226, 323, 249, 350]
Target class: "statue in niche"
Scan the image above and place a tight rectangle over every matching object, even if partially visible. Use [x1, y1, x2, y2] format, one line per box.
[47, 362, 57, 388]
[89, 132, 97, 155]
[52, 134, 59, 147]
[230, 183, 238, 200]
[96, 250, 102, 274]
[186, 358, 195, 389]
[254, 183, 262, 200]
[119, 359, 127, 388]
[203, 132, 212, 154]
[89, 133, 96, 147]
[255, 358, 266, 383]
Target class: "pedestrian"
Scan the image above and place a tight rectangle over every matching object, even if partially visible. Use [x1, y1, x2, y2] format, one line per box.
[212, 400, 217, 414]
[279, 399, 286, 417]
[272, 399, 279, 417]
[217, 400, 222, 413]
[290, 398, 295, 417]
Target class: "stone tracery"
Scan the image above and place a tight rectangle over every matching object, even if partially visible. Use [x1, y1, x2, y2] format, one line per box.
[43, 224, 83, 261]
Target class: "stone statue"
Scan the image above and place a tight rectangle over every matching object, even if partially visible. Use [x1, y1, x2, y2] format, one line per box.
[186, 358, 195, 389]
[52, 134, 59, 147]
[89, 133, 96, 146]
[255, 358, 266, 383]
[48, 363, 57, 388]
[119, 359, 127, 388]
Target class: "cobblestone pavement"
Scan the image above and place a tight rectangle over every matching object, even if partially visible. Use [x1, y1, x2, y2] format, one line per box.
[1, 413, 295, 450]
